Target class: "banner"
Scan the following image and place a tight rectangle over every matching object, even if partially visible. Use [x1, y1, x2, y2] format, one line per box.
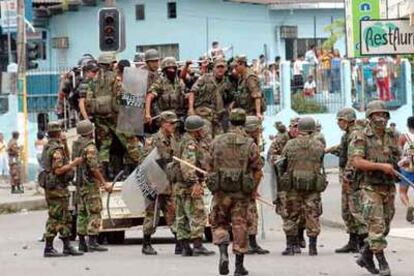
[361, 19, 414, 55]
[345, 0, 381, 57]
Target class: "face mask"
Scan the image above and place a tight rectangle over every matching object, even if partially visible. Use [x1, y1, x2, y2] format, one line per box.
[371, 117, 388, 130]
[165, 69, 177, 81]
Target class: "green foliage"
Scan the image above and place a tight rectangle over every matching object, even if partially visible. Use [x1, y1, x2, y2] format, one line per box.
[292, 93, 327, 114]
[323, 19, 345, 50]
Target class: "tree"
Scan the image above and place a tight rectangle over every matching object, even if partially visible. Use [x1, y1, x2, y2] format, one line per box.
[323, 19, 345, 50]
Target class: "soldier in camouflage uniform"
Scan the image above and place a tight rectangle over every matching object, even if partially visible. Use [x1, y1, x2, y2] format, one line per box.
[174, 115, 215, 256]
[208, 108, 263, 276]
[41, 122, 83, 257]
[350, 100, 400, 276]
[146, 57, 187, 136]
[141, 111, 179, 255]
[326, 108, 368, 254]
[7, 131, 22, 194]
[142, 49, 161, 134]
[233, 56, 264, 119]
[188, 58, 233, 138]
[269, 118, 306, 252]
[73, 120, 113, 253]
[280, 117, 325, 256]
[244, 116, 270, 255]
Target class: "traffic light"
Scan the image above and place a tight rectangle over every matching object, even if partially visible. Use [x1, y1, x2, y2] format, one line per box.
[98, 7, 125, 52]
[26, 42, 39, 70]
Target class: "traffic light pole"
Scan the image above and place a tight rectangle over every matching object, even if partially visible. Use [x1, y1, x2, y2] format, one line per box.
[17, 0, 28, 182]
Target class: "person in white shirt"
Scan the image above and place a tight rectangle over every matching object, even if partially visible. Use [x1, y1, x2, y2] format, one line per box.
[303, 75, 316, 96]
[293, 55, 304, 92]
[209, 41, 232, 59]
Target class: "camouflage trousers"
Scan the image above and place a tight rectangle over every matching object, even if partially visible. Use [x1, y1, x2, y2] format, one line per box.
[210, 193, 249, 254]
[283, 190, 322, 238]
[247, 198, 258, 235]
[95, 116, 142, 165]
[340, 170, 367, 235]
[275, 191, 306, 231]
[175, 186, 207, 241]
[143, 194, 176, 235]
[77, 185, 103, 236]
[45, 190, 72, 239]
[9, 162, 21, 187]
[361, 185, 395, 253]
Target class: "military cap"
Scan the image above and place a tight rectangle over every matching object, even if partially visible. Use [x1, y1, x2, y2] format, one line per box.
[98, 53, 116, 64]
[245, 116, 261, 132]
[185, 115, 205, 132]
[144, 49, 160, 62]
[337, 107, 357, 122]
[47, 121, 62, 134]
[213, 57, 227, 67]
[298, 117, 316, 133]
[365, 100, 390, 119]
[76, 120, 94, 136]
[289, 117, 300, 127]
[78, 55, 95, 67]
[161, 57, 177, 70]
[229, 108, 247, 124]
[160, 111, 179, 123]
[235, 55, 247, 64]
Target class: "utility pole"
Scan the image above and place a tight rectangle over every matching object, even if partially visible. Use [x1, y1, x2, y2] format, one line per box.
[17, 0, 28, 181]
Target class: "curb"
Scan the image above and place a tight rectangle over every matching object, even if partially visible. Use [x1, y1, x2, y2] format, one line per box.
[0, 198, 46, 214]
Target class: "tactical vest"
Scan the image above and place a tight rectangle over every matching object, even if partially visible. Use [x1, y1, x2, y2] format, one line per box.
[86, 69, 115, 116]
[156, 76, 187, 116]
[286, 137, 326, 192]
[38, 140, 72, 190]
[234, 70, 266, 114]
[72, 137, 95, 186]
[363, 127, 399, 185]
[194, 74, 225, 113]
[208, 131, 255, 195]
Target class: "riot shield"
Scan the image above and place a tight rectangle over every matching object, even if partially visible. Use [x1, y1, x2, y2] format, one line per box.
[117, 67, 148, 136]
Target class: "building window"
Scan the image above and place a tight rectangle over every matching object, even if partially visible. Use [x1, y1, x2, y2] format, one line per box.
[137, 43, 179, 60]
[136, 4, 145, 20]
[167, 2, 176, 19]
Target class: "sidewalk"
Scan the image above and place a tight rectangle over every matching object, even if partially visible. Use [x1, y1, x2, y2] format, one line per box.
[0, 179, 46, 214]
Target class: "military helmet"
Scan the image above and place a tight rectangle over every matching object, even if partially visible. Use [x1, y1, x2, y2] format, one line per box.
[76, 120, 94, 136]
[47, 121, 61, 134]
[161, 57, 177, 70]
[83, 61, 99, 72]
[235, 55, 247, 64]
[289, 117, 300, 127]
[245, 116, 261, 132]
[160, 111, 179, 123]
[78, 54, 95, 68]
[98, 53, 116, 64]
[337, 107, 357, 122]
[229, 108, 247, 125]
[365, 100, 390, 119]
[274, 121, 287, 132]
[185, 115, 205, 132]
[298, 117, 316, 133]
[144, 49, 160, 62]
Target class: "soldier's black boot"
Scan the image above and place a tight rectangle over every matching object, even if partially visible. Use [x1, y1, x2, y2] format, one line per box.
[335, 233, 359, 253]
[218, 244, 229, 275]
[293, 236, 302, 254]
[309, 236, 318, 256]
[234, 254, 249, 276]
[17, 185, 24, 193]
[174, 233, 183, 255]
[358, 233, 368, 252]
[356, 243, 380, 274]
[62, 237, 83, 256]
[281, 235, 295, 256]
[298, 228, 306, 248]
[88, 235, 108, 252]
[181, 239, 193, 257]
[142, 234, 157, 255]
[193, 238, 214, 256]
[78, 235, 89, 252]
[246, 235, 270, 255]
[44, 237, 65, 257]
[375, 251, 391, 276]
[11, 186, 16, 194]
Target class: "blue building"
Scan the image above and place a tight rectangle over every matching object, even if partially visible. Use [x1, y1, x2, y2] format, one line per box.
[30, 0, 346, 69]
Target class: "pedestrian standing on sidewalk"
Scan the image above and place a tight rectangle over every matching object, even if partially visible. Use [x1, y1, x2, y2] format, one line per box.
[0, 133, 8, 181]
[7, 131, 22, 194]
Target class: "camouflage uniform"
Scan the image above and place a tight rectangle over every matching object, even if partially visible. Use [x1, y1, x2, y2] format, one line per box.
[209, 109, 263, 275]
[280, 117, 325, 256]
[7, 136, 21, 192]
